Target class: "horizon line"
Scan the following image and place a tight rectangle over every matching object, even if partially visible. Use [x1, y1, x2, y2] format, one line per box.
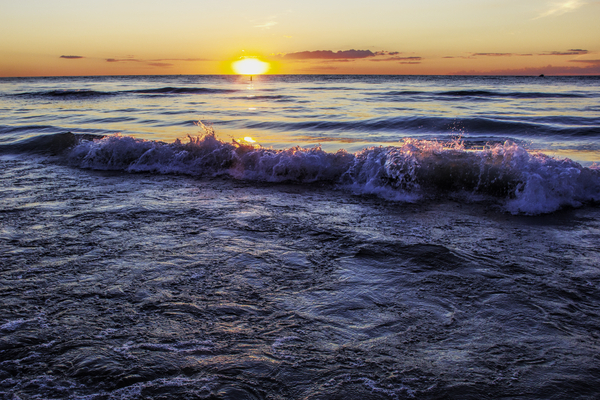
[2, 73, 599, 78]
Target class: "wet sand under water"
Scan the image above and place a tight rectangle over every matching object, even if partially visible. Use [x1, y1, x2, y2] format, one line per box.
[1, 158, 599, 399]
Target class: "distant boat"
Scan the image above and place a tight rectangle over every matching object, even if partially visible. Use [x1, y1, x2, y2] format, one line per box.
[539, 74, 545, 77]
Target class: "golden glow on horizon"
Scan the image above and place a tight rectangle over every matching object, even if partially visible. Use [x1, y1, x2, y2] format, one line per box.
[0, 1, 598, 76]
[243, 137, 256, 143]
[232, 58, 270, 75]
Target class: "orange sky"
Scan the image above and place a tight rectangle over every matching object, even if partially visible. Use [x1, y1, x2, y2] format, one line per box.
[1, 0, 599, 76]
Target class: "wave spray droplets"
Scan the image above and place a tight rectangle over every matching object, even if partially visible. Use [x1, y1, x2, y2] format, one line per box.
[64, 124, 600, 215]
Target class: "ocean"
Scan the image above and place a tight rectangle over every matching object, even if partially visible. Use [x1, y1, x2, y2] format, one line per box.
[1, 75, 599, 399]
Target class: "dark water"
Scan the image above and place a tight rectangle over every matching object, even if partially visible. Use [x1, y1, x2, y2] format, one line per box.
[1, 75, 600, 399]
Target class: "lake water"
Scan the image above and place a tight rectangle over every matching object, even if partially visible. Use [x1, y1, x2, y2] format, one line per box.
[1, 75, 599, 399]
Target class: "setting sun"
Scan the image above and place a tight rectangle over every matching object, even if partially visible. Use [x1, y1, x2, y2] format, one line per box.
[232, 58, 270, 75]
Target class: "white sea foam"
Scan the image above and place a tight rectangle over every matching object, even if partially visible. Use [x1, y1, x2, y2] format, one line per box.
[66, 131, 600, 215]
[112, 339, 214, 356]
[0, 318, 31, 332]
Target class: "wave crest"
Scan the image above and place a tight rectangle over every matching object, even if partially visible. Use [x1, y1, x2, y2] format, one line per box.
[68, 128, 352, 183]
[65, 129, 600, 215]
[16, 89, 115, 99]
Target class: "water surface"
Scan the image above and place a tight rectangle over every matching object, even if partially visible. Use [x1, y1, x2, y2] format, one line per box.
[1, 75, 599, 399]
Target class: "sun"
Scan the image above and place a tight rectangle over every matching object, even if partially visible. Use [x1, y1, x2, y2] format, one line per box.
[232, 57, 270, 75]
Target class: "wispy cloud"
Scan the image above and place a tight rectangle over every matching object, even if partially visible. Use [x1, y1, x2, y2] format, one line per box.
[282, 49, 377, 60]
[60, 55, 84, 59]
[390, 56, 422, 61]
[105, 57, 207, 68]
[541, 49, 588, 55]
[106, 58, 141, 63]
[276, 49, 414, 65]
[471, 53, 534, 57]
[275, 49, 407, 61]
[255, 21, 278, 29]
[443, 55, 474, 59]
[535, 0, 586, 19]
[370, 56, 422, 63]
[320, 59, 357, 63]
[484, 49, 590, 57]
[151, 58, 211, 62]
[445, 50, 586, 59]
[569, 59, 600, 64]
[472, 53, 514, 57]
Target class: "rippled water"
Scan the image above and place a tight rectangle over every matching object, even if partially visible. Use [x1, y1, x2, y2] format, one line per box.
[1, 75, 599, 161]
[1, 75, 600, 399]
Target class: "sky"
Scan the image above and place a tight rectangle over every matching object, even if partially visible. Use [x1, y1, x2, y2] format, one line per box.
[0, 0, 599, 76]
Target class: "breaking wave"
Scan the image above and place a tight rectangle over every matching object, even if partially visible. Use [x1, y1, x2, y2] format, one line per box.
[41, 126, 597, 215]
[128, 87, 237, 95]
[3, 126, 598, 215]
[15, 89, 116, 99]
[12, 86, 237, 99]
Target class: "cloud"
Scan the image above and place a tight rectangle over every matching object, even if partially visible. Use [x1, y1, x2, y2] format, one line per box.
[443, 55, 474, 59]
[446, 50, 587, 59]
[105, 57, 206, 68]
[374, 51, 400, 56]
[150, 58, 210, 62]
[535, 0, 586, 19]
[60, 55, 84, 59]
[569, 59, 600, 64]
[106, 58, 141, 63]
[472, 52, 533, 57]
[370, 56, 422, 62]
[541, 49, 589, 55]
[282, 49, 377, 60]
[147, 62, 173, 68]
[255, 21, 278, 29]
[276, 49, 407, 62]
[473, 53, 514, 57]
[319, 59, 357, 63]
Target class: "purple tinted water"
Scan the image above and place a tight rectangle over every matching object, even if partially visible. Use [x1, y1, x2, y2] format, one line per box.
[1, 75, 600, 399]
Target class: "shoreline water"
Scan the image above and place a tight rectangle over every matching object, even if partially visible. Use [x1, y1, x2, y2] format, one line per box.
[1, 157, 599, 399]
[1, 75, 599, 399]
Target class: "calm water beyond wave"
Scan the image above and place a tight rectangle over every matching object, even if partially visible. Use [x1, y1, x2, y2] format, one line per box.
[1, 75, 600, 399]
